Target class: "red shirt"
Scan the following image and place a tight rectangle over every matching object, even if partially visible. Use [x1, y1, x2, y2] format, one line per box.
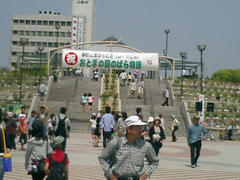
[46, 150, 70, 168]
[18, 122, 28, 134]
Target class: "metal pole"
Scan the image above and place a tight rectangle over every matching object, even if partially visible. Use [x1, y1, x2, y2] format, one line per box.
[164, 32, 168, 79]
[19, 45, 25, 104]
[56, 28, 59, 47]
[181, 56, 183, 98]
[39, 51, 42, 86]
[200, 50, 203, 94]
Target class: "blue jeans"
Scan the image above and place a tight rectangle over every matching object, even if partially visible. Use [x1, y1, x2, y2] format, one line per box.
[0, 157, 4, 180]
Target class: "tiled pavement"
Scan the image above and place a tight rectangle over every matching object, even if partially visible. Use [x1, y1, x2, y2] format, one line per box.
[5, 133, 240, 180]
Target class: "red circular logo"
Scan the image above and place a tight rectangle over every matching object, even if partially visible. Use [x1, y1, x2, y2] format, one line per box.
[147, 60, 152, 65]
[65, 52, 78, 65]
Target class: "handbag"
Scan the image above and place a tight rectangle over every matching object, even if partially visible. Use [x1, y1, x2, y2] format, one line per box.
[1, 128, 12, 172]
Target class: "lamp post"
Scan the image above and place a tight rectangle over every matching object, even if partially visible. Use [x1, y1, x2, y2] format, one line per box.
[179, 52, 187, 99]
[55, 24, 60, 69]
[197, 45, 206, 94]
[19, 38, 29, 104]
[164, 29, 170, 79]
[37, 46, 44, 86]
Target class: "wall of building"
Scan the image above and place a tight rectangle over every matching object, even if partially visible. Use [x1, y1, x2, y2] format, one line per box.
[10, 12, 72, 69]
[72, 0, 96, 43]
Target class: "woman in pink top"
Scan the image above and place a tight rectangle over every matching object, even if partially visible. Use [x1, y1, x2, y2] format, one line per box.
[87, 92, 94, 111]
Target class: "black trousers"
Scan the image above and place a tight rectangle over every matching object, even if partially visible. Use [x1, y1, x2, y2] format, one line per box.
[32, 171, 45, 180]
[8, 134, 16, 150]
[162, 97, 169, 106]
[103, 130, 113, 148]
[171, 126, 178, 142]
[190, 140, 202, 165]
[151, 142, 162, 156]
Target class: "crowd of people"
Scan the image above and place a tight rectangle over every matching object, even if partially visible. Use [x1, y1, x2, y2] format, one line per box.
[0, 102, 209, 179]
[0, 105, 71, 180]
[119, 70, 145, 99]
[88, 106, 208, 179]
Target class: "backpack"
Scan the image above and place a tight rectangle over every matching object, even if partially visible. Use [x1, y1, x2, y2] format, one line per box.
[55, 115, 67, 137]
[46, 153, 68, 180]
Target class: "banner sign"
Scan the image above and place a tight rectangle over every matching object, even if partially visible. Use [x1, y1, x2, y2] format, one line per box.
[72, 17, 84, 50]
[62, 49, 159, 70]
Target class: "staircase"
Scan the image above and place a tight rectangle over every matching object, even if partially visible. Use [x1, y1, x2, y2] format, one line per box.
[45, 76, 101, 132]
[120, 83, 152, 118]
[144, 79, 187, 137]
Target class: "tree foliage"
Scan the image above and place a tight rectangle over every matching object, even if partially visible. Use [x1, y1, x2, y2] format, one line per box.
[103, 36, 125, 45]
[211, 69, 240, 82]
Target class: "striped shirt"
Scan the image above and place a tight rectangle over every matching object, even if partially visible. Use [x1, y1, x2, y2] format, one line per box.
[99, 136, 159, 178]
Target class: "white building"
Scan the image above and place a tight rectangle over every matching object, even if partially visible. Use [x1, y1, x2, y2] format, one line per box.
[72, 0, 96, 44]
[10, 11, 72, 69]
[9, 0, 96, 70]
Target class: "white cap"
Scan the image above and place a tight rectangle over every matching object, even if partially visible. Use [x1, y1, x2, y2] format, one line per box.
[124, 115, 147, 127]
[171, 114, 176, 119]
[147, 116, 154, 123]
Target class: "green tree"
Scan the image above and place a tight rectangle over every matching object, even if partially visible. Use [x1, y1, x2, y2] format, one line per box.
[211, 69, 240, 82]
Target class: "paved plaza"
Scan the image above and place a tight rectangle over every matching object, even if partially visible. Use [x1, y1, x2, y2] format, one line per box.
[5, 133, 240, 180]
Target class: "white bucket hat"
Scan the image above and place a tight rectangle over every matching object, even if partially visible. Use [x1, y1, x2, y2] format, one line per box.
[147, 116, 154, 123]
[124, 115, 147, 127]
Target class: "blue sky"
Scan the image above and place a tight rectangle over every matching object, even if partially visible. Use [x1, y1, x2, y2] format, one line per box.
[0, 0, 240, 76]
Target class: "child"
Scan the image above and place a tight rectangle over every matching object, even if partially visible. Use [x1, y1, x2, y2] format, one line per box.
[18, 117, 28, 150]
[87, 93, 94, 111]
[45, 136, 70, 180]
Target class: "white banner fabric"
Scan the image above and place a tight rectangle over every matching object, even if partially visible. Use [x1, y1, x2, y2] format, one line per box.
[62, 49, 159, 70]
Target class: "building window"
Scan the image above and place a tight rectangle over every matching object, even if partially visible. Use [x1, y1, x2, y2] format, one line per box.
[13, 19, 18, 24]
[60, 43, 65, 46]
[13, 30, 18, 34]
[42, 42, 47, 47]
[30, 42, 35, 46]
[32, 20, 36, 25]
[31, 31, 36, 36]
[67, 32, 71, 37]
[48, 42, 53, 47]
[20, 19, 24, 24]
[54, 42, 58, 47]
[36, 42, 41, 46]
[49, 21, 54, 25]
[12, 41, 18, 45]
[43, 31, 48, 36]
[19, 31, 24, 35]
[61, 21, 66, 26]
[25, 31, 30, 36]
[60, 32, 65, 37]
[29, 52, 35, 57]
[55, 21, 60, 26]
[66, 42, 71, 45]
[43, 21, 48, 25]
[12, 52, 17, 56]
[26, 20, 30, 25]
[37, 31, 41, 36]
[37, 20, 42, 25]
[67, 21, 72, 26]
[49, 32, 53, 36]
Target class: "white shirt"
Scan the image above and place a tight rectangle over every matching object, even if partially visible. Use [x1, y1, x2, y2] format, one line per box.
[90, 119, 97, 128]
